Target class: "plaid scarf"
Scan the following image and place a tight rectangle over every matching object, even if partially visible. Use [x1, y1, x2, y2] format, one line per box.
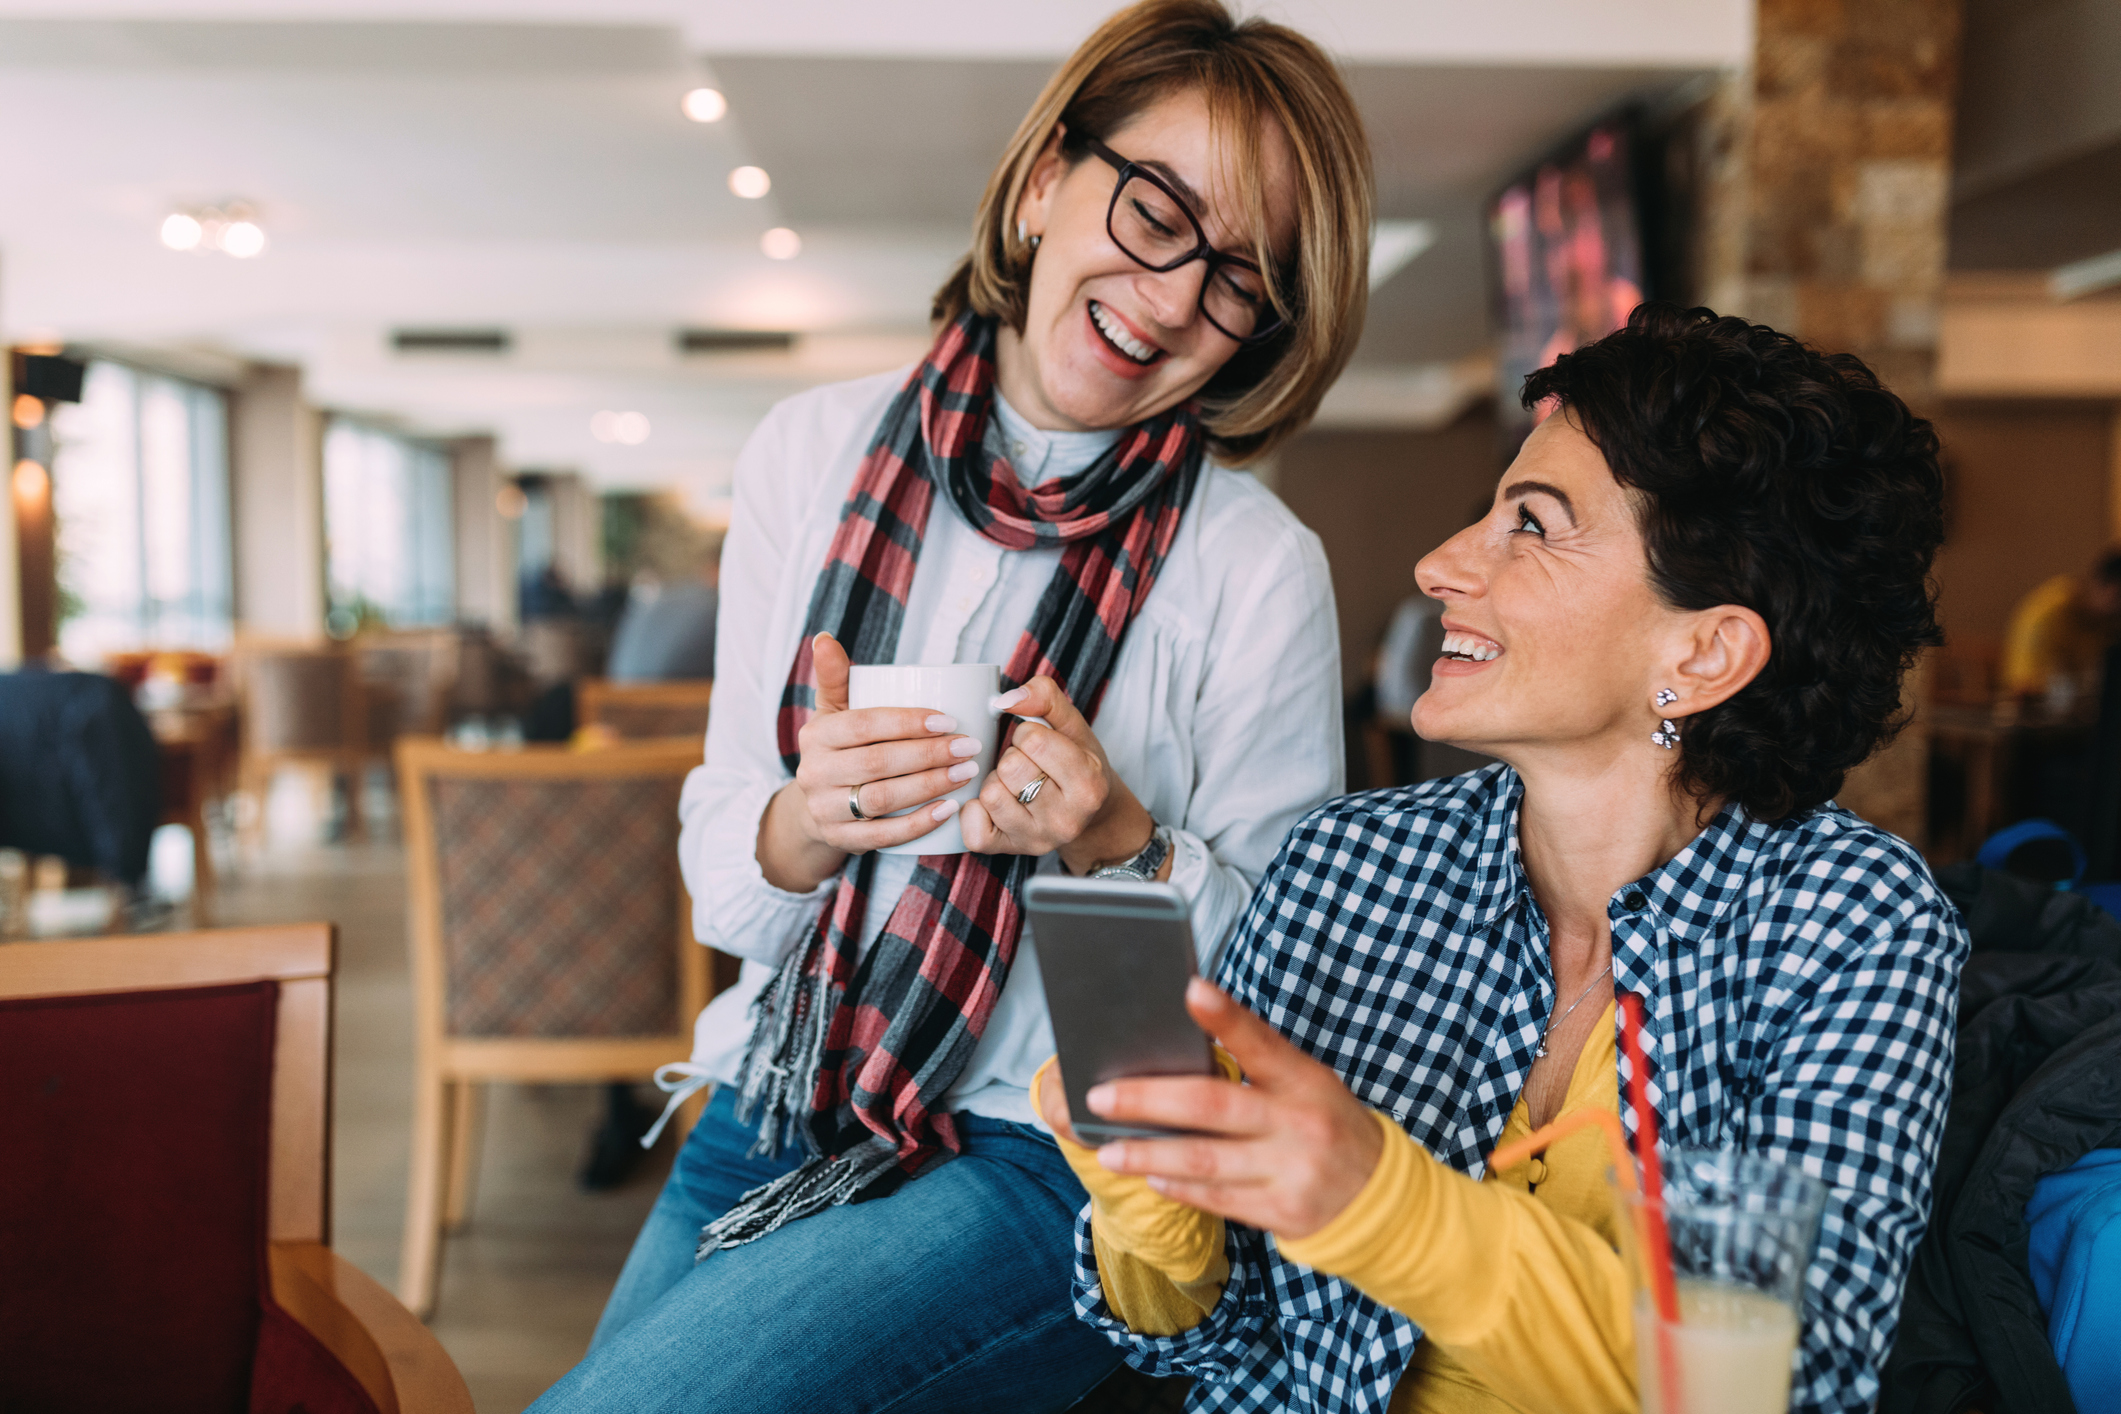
[700, 312, 1202, 1256]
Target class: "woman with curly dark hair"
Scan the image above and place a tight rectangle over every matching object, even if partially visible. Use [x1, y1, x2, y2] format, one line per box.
[1033, 303, 1970, 1414]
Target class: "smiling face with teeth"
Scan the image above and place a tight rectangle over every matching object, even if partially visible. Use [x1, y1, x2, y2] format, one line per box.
[997, 87, 1297, 435]
[1410, 413, 1698, 764]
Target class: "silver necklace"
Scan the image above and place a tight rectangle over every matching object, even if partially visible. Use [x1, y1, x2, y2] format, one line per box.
[1536, 962, 1613, 1058]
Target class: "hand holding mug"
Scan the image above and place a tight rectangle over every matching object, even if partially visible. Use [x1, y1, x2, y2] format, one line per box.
[962, 674, 1166, 875]
[784, 633, 981, 856]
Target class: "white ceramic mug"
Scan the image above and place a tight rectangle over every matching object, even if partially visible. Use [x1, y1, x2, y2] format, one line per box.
[847, 663, 1002, 856]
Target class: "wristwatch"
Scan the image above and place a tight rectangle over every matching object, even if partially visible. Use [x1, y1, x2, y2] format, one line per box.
[1090, 823, 1171, 883]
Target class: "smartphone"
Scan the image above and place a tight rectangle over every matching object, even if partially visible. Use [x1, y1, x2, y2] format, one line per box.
[1026, 875, 1216, 1144]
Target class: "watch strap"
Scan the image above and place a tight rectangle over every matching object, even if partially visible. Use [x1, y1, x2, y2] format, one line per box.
[1090, 823, 1170, 882]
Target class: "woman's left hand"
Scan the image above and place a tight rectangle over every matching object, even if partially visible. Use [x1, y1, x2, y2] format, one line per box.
[960, 675, 1155, 874]
[1086, 979, 1384, 1241]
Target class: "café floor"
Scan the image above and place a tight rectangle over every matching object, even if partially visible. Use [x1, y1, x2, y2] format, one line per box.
[211, 821, 673, 1414]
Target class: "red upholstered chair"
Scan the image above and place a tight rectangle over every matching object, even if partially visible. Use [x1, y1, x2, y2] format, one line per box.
[0, 924, 471, 1414]
[394, 737, 725, 1318]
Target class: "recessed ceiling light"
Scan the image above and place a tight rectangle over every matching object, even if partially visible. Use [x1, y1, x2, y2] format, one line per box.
[591, 410, 651, 445]
[728, 166, 771, 200]
[682, 87, 727, 123]
[160, 212, 203, 251]
[220, 220, 267, 259]
[761, 227, 802, 260]
[12, 394, 44, 430]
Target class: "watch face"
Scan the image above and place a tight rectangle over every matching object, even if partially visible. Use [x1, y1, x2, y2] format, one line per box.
[1091, 866, 1149, 882]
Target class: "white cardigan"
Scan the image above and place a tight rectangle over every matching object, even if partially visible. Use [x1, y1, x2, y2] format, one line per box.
[677, 368, 1343, 1125]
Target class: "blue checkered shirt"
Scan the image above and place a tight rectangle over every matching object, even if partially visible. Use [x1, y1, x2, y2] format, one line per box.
[1072, 765, 1968, 1414]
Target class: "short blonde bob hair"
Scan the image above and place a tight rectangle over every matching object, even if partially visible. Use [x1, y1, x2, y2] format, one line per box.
[932, 0, 1371, 464]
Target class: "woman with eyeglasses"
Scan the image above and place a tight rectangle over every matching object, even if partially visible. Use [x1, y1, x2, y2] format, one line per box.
[531, 4, 1370, 1410]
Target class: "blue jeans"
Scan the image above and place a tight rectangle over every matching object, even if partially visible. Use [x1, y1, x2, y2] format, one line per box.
[530, 1087, 1124, 1413]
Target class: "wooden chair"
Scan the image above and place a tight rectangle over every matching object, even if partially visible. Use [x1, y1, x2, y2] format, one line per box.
[395, 736, 722, 1318]
[237, 642, 370, 844]
[0, 923, 472, 1414]
[576, 677, 714, 742]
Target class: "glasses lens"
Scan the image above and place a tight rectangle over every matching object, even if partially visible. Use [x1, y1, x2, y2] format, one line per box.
[1108, 170, 1281, 342]
[1109, 171, 1198, 265]
[1203, 261, 1273, 341]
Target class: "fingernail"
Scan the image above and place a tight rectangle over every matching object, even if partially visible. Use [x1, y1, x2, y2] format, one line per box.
[949, 736, 982, 757]
[948, 760, 978, 782]
[1086, 1084, 1113, 1114]
[925, 714, 957, 733]
[931, 798, 959, 821]
[1098, 1144, 1128, 1171]
[989, 688, 1027, 712]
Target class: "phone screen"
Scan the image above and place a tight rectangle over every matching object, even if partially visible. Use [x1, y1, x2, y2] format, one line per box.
[1026, 876, 1215, 1143]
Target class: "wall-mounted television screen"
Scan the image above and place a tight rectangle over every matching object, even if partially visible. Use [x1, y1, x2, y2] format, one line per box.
[1489, 117, 1649, 445]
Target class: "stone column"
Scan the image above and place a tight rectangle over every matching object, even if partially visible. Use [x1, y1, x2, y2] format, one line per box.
[449, 436, 514, 635]
[230, 364, 326, 641]
[1689, 0, 1964, 847]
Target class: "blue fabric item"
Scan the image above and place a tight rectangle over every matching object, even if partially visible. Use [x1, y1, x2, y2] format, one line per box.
[531, 1086, 1121, 1414]
[1079, 765, 1969, 1414]
[1977, 818, 2086, 886]
[2026, 1148, 2121, 1410]
[0, 670, 160, 886]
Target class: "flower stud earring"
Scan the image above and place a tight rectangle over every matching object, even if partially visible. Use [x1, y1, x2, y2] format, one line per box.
[1650, 691, 1681, 749]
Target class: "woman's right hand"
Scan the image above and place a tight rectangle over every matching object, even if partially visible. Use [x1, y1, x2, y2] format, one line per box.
[757, 632, 986, 889]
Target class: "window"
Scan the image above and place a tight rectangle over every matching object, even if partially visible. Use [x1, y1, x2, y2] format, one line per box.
[48, 360, 233, 660]
[322, 419, 454, 632]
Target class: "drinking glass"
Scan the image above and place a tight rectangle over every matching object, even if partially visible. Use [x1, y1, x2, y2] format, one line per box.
[1625, 1147, 1826, 1414]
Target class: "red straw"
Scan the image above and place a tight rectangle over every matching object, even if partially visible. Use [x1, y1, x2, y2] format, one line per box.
[1620, 990, 1685, 1410]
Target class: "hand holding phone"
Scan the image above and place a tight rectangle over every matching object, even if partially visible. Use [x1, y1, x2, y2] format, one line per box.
[1027, 876, 1215, 1144]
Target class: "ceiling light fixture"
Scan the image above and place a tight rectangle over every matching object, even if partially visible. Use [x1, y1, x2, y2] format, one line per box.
[160, 213, 203, 251]
[12, 394, 45, 430]
[761, 227, 802, 260]
[221, 220, 267, 259]
[728, 166, 771, 200]
[160, 203, 266, 258]
[682, 87, 727, 123]
[591, 411, 651, 446]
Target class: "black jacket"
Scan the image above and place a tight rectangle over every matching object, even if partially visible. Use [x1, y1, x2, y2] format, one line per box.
[0, 670, 160, 887]
[1880, 867, 2121, 1414]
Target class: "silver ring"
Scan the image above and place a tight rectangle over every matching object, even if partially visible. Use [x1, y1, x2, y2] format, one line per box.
[1015, 775, 1047, 807]
[848, 783, 871, 821]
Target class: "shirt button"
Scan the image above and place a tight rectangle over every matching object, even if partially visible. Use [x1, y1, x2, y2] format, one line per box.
[1010, 440, 1028, 459]
[1526, 1157, 1550, 1185]
[970, 565, 991, 585]
[1624, 890, 1647, 911]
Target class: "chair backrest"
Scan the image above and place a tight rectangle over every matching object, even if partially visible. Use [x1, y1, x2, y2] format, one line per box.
[577, 677, 714, 742]
[0, 925, 336, 1407]
[357, 631, 459, 745]
[396, 738, 707, 1044]
[241, 645, 363, 755]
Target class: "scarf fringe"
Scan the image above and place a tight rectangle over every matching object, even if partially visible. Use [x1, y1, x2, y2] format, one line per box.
[695, 1138, 901, 1260]
[730, 934, 838, 1162]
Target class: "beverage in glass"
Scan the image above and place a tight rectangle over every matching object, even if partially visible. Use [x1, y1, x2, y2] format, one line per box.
[1627, 1148, 1825, 1414]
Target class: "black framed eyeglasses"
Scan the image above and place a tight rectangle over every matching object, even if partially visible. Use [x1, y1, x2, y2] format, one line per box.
[1082, 135, 1289, 345]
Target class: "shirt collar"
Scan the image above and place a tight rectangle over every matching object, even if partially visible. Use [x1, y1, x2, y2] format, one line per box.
[1471, 768, 1766, 945]
[988, 388, 1121, 488]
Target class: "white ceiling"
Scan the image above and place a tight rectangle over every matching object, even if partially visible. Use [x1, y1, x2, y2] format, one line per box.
[0, 3, 1744, 506]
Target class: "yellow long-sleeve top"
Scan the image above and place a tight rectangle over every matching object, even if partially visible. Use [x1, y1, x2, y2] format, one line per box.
[2001, 573, 2114, 697]
[1040, 1002, 1632, 1414]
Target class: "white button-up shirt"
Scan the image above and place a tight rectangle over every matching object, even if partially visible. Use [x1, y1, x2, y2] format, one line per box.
[679, 368, 1343, 1124]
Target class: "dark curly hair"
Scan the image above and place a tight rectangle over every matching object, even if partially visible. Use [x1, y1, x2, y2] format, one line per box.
[1521, 303, 1946, 823]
